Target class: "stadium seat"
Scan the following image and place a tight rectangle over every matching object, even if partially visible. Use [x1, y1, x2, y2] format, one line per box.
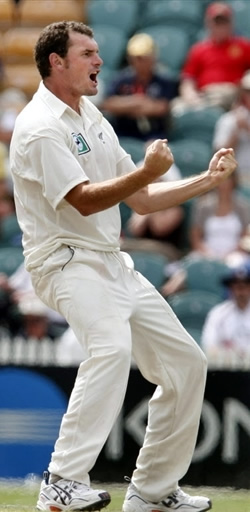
[0, 214, 22, 248]
[86, 0, 139, 36]
[0, 0, 18, 32]
[19, 0, 83, 26]
[0, 247, 24, 276]
[139, 0, 203, 41]
[2, 27, 41, 64]
[128, 250, 168, 289]
[183, 258, 229, 298]
[167, 290, 221, 330]
[119, 137, 145, 164]
[119, 202, 133, 234]
[185, 326, 202, 346]
[168, 139, 212, 178]
[91, 24, 127, 71]
[177, 199, 194, 252]
[237, 185, 250, 203]
[2, 63, 40, 98]
[226, 0, 250, 38]
[135, 25, 190, 76]
[170, 106, 224, 145]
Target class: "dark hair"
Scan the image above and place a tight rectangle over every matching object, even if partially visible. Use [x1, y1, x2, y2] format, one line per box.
[34, 21, 94, 79]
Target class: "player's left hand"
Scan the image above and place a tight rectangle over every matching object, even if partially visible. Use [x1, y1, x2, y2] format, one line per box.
[208, 147, 237, 181]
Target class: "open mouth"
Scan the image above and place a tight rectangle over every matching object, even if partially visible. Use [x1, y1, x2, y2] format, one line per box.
[90, 72, 98, 84]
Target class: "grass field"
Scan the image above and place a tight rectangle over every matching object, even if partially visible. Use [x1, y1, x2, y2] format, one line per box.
[0, 481, 250, 511]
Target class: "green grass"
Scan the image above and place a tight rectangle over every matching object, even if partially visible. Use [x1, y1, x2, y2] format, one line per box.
[0, 482, 250, 511]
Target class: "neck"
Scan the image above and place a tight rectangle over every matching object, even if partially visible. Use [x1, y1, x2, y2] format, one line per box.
[237, 299, 249, 310]
[43, 79, 81, 114]
[211, 35, 230, 44]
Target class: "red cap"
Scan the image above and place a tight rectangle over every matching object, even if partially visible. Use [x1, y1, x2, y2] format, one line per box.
[205, 2, 233, 20]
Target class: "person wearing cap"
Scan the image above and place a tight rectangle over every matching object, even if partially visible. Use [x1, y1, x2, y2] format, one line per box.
[17, 291, 51, 340]
[100, 33, 177, 141]
[201, 263, 250, 363]
[213, 70, 250, 190]
[173, 2, 250, 112]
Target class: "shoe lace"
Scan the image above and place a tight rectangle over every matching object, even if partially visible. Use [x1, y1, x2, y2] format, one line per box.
[164, 487, 187, 506]
[170, 488, 186, 499]
[71, 481, 90, 491]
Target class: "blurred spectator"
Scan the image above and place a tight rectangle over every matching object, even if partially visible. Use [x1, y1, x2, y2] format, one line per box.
[0, 262, 67, 338]
[172, 2, 250, 113]
[161, 173, 250, 297]
[0, 143, 8, 180]
[223, 223, 250, 268]
[126, 155, 184, 251]
[101, 33, 177, 141]
[201, 263, 250, 361]
[213, 70, 250, 190]
[189, 172, 250, 260]
[18, 291, 51, 340]
[0, 88, 29, 190]
[0, 87, 29, 147]
[0, 177, 20, 251]
[238, 225, 250, 259]
[0, 178, 15, 219]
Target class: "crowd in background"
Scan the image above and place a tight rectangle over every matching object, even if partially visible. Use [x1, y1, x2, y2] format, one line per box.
[0, 0, 250, 367]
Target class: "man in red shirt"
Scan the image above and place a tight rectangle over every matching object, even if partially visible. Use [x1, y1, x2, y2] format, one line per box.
[173, 2, 250, 112]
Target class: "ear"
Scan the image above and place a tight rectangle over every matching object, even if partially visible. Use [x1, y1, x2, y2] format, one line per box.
[49, 52, 64, 70]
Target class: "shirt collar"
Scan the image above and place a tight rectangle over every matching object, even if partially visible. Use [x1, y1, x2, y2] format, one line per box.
[36, 81, 103, 127]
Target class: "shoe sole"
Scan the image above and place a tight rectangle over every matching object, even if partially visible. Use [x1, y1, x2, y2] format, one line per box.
[79, 496, 111, 511]
[37, 494, 111, 511]
[205, 500, 212, 511]
[123, 498, 212, 512]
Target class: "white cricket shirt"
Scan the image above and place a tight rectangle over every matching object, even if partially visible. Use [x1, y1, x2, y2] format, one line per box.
[10, 82, 136, 270]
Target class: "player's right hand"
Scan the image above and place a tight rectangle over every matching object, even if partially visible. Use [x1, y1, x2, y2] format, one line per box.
[143, 139, 174, 181]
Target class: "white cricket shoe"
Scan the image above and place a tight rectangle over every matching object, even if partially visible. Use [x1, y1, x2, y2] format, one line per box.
[37, 475, 111, 511]
[122, 481, 212, 512]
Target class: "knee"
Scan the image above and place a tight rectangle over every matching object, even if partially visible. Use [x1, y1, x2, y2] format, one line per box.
[110, 337, 132, 367]
[88, 318, 132, 367]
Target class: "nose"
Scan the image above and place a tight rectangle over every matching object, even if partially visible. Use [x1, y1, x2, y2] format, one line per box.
[97, 53, 103, 66]
[94, 51, 103, 66]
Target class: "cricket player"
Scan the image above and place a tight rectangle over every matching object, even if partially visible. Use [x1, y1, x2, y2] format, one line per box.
[10, 21, 237, 512]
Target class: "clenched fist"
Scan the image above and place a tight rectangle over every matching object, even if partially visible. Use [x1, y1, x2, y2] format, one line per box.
[143, 139, 174, 182]
[208, 148, 237, 183]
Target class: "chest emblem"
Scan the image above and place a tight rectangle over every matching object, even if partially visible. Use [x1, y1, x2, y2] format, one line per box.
[72, 132, 91, 155]
[98, 132, 105, 144]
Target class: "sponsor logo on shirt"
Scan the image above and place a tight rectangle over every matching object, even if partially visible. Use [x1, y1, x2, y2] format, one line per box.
[72, 132, 91, 155]
[228, 44, 243, 58]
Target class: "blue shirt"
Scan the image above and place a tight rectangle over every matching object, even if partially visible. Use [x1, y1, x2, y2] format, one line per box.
[105, 66, 178, 141]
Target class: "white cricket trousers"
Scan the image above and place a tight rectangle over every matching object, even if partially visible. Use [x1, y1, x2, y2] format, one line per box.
[31, 245, 207, 501]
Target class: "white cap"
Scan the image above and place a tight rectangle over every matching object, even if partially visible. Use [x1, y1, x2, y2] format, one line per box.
[127, 33, 156, 57]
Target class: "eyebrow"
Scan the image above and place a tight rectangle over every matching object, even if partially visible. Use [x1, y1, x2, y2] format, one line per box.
[81, 48, 99, 55]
